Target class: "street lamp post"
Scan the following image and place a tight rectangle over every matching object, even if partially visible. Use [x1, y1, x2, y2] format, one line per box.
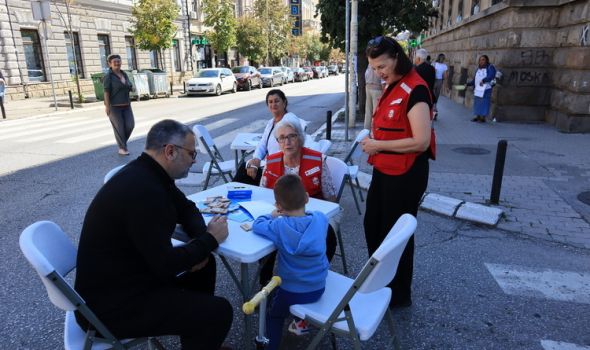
[31, 0, 57, 111]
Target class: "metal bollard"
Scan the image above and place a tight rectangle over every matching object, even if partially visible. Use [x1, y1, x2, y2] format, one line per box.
[170, 81, 173, 96]
[490, 140, 508, 204]
[68, 90, 74, 109]
[326, 110, 332, 140]
[183, 81, 186, 94]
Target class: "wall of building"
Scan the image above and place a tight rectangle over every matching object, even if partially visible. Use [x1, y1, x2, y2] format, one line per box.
[423, 0, 590, 133]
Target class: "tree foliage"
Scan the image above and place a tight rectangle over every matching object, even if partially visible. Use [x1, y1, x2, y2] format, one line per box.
[253, 0, 291, 65]
[236, 16, 266, 65]
[202, 0, 237, 55]
[130, 0, 179, 52]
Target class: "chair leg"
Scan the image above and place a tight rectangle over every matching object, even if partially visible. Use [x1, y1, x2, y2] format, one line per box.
[354, 177, 364, 202]
[203, 166, 212, 190]
[348, 178, 362, 215]
[336, 227, 348, 275]
[306, 321, 334, 350]
[343, 308, 361, 350]
[385, 309, 401, 350]
[330, 332, 338, 350]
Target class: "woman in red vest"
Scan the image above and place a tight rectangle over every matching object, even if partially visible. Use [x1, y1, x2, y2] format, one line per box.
[259, 113, 338, 284]
[360, 36, 436, 308]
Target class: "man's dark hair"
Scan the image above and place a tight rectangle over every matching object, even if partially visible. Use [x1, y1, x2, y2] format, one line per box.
[266, 89, 288, 110]
[107, 54, 121, 63]
[145, 119, 194, 151]
[274, 174, 306, 212]
[366, 36, 413, 76]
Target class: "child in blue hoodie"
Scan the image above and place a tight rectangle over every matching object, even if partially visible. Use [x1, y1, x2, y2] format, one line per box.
[253, 174, 329, 350]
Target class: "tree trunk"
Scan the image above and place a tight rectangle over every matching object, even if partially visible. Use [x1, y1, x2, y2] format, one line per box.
[358, 54, 368, 121]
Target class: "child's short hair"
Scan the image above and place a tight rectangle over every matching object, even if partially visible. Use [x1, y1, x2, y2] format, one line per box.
[274, 174, 306, 212]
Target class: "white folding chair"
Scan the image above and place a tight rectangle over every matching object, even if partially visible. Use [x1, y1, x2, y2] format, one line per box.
[324, 156, 356, 274]
[193, 125, 235, 190]
[318, 139, 332, 154]
[103, 164, 126, 184]
[343, 129, 370, 209]
[290, 214, 417, 350]
[327, 153, 362, 215]
[19, 221, 160, 350]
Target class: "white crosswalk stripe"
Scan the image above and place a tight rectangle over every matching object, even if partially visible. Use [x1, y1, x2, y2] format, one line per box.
[541, 340, 590, 350]
[485, 263, 590, 304]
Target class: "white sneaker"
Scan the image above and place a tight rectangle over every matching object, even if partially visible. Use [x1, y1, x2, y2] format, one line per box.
[288, 319, 310, 336]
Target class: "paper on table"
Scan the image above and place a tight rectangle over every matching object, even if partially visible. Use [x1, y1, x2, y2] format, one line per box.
[239, 200, 276, 219]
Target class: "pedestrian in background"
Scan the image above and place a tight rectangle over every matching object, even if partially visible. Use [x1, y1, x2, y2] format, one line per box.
[466, 55, 497, 123]
[433, 53, 448, 119]
[364, 65, 384, 129]
[0, 70, 6, 119]
[104, 54, 134, 155]
[414, 49, 435, 112]
[361, 36, 436, 309]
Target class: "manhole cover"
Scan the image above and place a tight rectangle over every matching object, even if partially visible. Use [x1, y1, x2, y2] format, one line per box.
[452, 147, 491, 155]
[578, 191, 590, 206]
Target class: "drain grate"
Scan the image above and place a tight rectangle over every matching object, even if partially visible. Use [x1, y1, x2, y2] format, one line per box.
[577, 191, 590, 206]
[452, 147, 491, 155]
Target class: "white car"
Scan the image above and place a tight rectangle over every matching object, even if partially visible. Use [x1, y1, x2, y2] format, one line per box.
[186, 68, 237, 96]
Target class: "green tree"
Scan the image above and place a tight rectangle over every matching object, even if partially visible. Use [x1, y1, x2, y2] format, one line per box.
[130, 0, 179, 68]
[202, 0, 237, 63]
[254, 0, 291, 65]
[236, 16, 265, 65]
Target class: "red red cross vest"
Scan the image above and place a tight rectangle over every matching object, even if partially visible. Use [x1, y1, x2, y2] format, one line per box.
[263, 147, 323, 199]
[369, 68, 437, 176]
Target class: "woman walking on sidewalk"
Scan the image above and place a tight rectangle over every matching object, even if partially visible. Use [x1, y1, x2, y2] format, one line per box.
[360, 36, 436, 308]
[0, 70, 6, 119]
[104, 54, 134, 155]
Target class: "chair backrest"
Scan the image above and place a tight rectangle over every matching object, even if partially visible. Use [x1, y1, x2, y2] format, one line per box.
[103, 164, 126, 184]
[193, 124, 216, 154]
[344, 129, 370, 164]
[318, 139, 332, 154]
[357, 214, 417, 293]
[324, 156, 348, 202]
[19, 221, 78, 311]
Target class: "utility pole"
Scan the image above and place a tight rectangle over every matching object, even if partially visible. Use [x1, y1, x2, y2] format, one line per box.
[32, 0, 57, 111]
[185, 0, 193, 72]
[344, 0, 350, 141]
[348, 0, 358, 129]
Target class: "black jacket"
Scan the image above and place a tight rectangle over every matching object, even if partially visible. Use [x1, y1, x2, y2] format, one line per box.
[415, 62, 436, 103]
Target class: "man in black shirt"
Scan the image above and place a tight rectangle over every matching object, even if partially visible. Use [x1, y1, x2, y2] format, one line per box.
[75, 119, 232, 349]
[414, 48, 436, 119]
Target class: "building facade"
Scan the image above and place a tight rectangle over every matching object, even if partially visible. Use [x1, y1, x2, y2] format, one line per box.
[0, 0, 212, 101]
[422, 0, 590, 132]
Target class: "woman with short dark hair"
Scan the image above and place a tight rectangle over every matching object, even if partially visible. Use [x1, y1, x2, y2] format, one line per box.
[360, 36, 436, 308]
[104, 54, 134, 155]
[0, 70, 6, 119]
[467, 55, 497, 122]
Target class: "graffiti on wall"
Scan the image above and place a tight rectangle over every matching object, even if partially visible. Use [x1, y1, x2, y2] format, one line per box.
[507, 70, 551, 86]
[520, 49, 550, 66]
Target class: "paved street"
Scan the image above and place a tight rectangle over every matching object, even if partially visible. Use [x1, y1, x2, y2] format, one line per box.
[1, 75, 589, 350]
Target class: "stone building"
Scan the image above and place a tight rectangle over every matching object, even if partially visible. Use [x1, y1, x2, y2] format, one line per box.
[422, 0, 590, 132]
[0, 0, 211, 101]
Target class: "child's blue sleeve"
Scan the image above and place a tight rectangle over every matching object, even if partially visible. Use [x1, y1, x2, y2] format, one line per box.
[252, 214, 278, 243]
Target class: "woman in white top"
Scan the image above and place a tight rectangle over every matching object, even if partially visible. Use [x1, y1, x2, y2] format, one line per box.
[432, 54, 448, 119]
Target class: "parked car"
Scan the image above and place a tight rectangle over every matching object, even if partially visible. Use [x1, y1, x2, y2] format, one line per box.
[319, 66, 329, 78]
[328, 65, 339, 75]
[231, 66, 262, 90]
[280, 67, 295, 84]
[302, 66, 314, 80]
[186, 68, 237, 96]
[312, 66, 328, 79]
[293, 68, 309, 82]
[259, 67, 283, 87]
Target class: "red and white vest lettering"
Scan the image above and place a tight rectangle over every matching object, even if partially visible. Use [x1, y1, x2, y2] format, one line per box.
[369, 68, 437, 176]
[263, 147, 323, 199]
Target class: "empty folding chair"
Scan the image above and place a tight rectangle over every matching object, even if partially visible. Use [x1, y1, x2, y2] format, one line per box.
[343, 129, 370, 208]
[193, 125, 235, 190]
[19, 221, 160, 350]
[318, 139, 332, 154]
[290, 214, 417, 350]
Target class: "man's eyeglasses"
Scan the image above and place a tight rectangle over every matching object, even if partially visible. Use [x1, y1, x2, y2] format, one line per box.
[276, 134, 299, 144]
[165, 144, 197, 160]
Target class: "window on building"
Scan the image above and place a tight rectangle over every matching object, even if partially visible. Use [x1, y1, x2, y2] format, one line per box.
[440, 0, 445, 29]
[456, 0, 463, 22]
[65, 31, 84, 78]
[21, 29, 46, 82]
[125, 36, 138, 71]
[172, 39, 182, 72]
[447, 0, 453, 26]
[491, 0, 503, 5]
[471, 0, 480, 15]
[150, 50, 160, 69]
[97, 34, 111, 72]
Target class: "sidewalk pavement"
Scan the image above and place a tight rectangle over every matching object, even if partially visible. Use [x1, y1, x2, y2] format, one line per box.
[317, 97, 590, 250]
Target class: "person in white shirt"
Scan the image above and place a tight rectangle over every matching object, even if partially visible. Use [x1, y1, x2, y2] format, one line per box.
[432, 54, 448, 119]
[364, 66, 384, 129]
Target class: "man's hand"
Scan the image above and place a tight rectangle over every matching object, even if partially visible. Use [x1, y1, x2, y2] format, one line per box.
[105, 106, 110, 116]
[207, 215, 228, 243]
[246, 158, 261, 179]
[190, 257, 209, 272]
[360, 136, 380, 156]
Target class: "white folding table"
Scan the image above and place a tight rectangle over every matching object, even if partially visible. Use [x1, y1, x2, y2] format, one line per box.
[230, 133, 261, 170]
[186, 182, 340, 344]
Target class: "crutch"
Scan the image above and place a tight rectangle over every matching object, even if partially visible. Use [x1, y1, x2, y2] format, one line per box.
[242, 276, 282, 349]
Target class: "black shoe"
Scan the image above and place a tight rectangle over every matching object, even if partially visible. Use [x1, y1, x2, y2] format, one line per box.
[478, 116, 486, 123]
[389, 297, 412, 309]
[471, 117, 479, 122]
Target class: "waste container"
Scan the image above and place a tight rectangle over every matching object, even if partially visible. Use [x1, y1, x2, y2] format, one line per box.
[91, 73, 105, 101]
[128, 71, 150, 101]
[141, 68, 170, 98]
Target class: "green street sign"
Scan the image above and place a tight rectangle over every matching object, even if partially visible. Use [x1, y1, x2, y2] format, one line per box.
[191, 37, 209, 45]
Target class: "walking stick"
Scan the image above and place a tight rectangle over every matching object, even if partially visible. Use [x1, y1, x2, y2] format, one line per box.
[243, 276, 282, 349]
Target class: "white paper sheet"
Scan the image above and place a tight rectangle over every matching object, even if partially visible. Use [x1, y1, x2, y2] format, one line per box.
[239, 200, 276, 219]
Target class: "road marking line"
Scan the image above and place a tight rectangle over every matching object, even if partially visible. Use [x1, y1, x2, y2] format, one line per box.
[541, 340, 590, 350]
[485, 263, 590, 304]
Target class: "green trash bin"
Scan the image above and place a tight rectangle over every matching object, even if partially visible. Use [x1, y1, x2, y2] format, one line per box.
[91, 73, 105, 101]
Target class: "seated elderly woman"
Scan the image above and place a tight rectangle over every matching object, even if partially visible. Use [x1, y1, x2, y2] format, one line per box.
[259, 113, 338, 285]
